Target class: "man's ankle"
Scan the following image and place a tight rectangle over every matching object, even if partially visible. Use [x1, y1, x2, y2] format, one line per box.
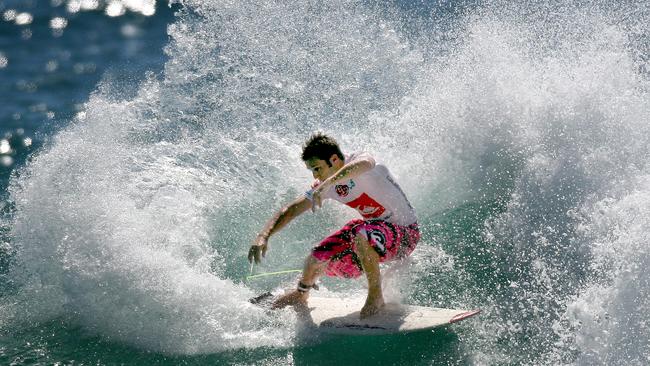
[366, 294, 384, 304]
[367, 286, 383, 298]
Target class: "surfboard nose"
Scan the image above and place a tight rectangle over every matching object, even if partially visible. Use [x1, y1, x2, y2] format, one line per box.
[449, 309, 481, 324]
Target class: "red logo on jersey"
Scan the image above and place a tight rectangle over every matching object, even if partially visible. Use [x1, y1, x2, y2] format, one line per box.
[345, 193, 386, 218]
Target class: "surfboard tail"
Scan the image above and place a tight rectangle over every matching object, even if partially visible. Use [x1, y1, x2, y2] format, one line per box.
[249, 292, 275, 307]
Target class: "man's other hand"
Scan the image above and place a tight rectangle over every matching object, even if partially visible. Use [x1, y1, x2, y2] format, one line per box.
[248, 235, 268, 263]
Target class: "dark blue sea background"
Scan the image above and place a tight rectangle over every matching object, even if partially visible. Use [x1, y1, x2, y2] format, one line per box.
[0, 0, 176, 192]
[1, 0, 649, 365]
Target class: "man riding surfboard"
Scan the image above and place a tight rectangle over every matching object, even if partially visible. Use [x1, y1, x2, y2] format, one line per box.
[249, 133, 419, 318]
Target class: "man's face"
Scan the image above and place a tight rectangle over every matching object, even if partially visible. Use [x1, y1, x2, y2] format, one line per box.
[305, 156, 338, 181]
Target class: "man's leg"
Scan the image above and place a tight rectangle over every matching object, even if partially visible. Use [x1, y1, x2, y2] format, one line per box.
[354, 233, 385, 318]
[272, 255, 325, 309]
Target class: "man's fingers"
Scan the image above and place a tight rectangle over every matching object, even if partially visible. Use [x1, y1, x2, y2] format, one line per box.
[248, 247, 255, 263]
[312, 194, 322, 212]
[256, 246, 262, 263]
[248, 246, 260, 263]
[249, 241, 268, 264]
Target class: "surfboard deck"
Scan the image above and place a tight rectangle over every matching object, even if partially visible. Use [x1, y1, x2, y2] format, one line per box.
[251, 292, 480, 335]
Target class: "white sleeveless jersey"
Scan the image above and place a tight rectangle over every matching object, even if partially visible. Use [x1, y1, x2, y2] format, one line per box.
[309, 152, 417, 226]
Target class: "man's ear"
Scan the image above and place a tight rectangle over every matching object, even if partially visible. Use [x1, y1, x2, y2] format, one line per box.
[329, 154, 340, 165]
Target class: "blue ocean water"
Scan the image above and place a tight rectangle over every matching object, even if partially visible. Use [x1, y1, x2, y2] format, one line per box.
[1, 0, 649, 365]
[0, 0, 176, 190]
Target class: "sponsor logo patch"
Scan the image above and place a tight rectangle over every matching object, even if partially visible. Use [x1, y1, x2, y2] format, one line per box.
[368, 229, 387, 255]
[335, 184, 349, 197]
[335, 180, 355, 197]
[345, 193, 386, 218]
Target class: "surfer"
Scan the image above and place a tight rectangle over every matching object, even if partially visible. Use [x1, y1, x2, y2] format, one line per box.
[248, 133, 420, 318]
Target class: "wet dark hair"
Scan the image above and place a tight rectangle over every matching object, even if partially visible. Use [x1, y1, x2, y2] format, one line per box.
[301, 133, 344, 164]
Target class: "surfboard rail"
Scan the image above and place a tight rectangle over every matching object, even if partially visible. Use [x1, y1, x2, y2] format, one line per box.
[305, 296, 480, 334]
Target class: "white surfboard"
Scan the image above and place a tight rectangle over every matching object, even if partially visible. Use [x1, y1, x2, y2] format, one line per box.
[300, 296, 480, 335]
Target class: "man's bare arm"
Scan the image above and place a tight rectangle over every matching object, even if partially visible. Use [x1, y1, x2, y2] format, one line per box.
[248, 195, 313, 263]
[324, 156, 375, 188]
[311, 155, 375, 209]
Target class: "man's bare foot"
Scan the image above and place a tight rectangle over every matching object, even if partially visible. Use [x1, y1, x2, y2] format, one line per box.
[360, 296, 385, 319]
[271, 290, 308, 309]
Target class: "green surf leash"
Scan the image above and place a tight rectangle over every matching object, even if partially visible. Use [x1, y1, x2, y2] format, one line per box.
[245, 266, 302, 282]
[247, 254, 300, 282]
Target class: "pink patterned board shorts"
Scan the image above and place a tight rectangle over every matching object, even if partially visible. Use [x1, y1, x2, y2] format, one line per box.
[311, 219, 420, 278]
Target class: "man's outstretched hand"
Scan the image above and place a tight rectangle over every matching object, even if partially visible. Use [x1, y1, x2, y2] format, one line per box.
[248, 235, 268, 263]
[309, 184, 327, 213]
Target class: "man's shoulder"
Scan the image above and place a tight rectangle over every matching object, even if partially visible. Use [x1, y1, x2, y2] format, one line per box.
[346, 151, 376, 164]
